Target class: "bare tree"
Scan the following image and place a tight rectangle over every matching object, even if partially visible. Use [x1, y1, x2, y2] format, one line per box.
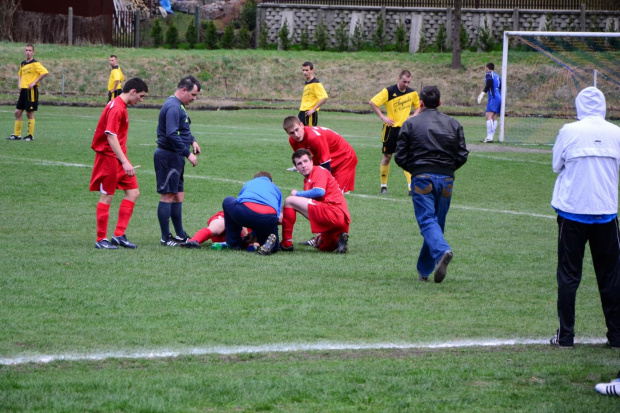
[451, 0, 462, 69]
[0, 0, 20, 41]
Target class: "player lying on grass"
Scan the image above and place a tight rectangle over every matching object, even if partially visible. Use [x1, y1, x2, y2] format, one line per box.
[280, 149, 349, 253]
[183, 210, 253, 249]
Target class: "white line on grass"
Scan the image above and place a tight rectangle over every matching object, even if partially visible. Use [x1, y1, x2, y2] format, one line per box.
[0, 156, 556, 219]
[0, 338, 605, 366]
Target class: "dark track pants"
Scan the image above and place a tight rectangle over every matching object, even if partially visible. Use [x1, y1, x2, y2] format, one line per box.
[556, 216, 620, 346]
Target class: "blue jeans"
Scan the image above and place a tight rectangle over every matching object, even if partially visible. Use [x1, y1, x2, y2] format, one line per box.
[411, 173, 453, 276]
[222, 196, 280, 251]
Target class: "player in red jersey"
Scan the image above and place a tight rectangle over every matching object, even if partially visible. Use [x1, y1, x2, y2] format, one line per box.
[280, 149, 350, 253]
[89, 78, 148, 249]
[283, 116, 358, 193]
[184, 210, 251, 249]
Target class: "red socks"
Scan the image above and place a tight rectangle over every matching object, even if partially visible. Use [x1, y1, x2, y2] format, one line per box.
[281, 207, 297, 247]
[190, 228, 212, 244]
[96, 202, 110, 241]
[114, 199, 135, 237]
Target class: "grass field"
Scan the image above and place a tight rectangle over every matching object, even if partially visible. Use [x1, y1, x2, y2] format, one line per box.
[1, 104, 619, 412]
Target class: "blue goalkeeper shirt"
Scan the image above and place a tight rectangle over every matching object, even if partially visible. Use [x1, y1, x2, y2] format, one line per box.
[484, 71, 502, 100]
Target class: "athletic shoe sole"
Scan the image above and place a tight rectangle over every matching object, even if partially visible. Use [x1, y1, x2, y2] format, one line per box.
[258, 234, 277, 255]
[434, 251, 453, 283]
[337, 233, 348, 254]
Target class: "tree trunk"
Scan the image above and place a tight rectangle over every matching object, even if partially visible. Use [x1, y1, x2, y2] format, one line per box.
[451, 0, 462, 69]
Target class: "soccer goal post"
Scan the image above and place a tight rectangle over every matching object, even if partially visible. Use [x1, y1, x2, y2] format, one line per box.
[500, 31, 620, 145]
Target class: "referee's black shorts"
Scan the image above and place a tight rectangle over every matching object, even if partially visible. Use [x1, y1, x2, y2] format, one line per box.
[154, 147, 185, 194]
[16, 87, 39, 111]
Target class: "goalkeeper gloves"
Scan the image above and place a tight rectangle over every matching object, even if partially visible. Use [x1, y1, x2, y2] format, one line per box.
[477, 92, 485, 104]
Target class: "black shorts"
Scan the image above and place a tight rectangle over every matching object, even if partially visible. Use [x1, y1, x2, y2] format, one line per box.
[298, 111, 318, 126]
[16, 87, 39, 111]
[108, 89, 121, 102]
[382, 125, 401, 154]
[154, 147, 185, 194]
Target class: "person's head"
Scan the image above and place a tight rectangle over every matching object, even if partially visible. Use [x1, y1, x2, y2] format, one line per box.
[253, 171, 273, 181]
[575, 86, 606, 120]
[419, 86, 441, 109]
[292, 148, 313, 176]
[397, 70, 412, 91]
[283, 116, 305, 142]
[175, 75, 201, 106]
[302, 61, 315, 81]
[485, 62, 494, 71]
[122, 77, 148, 106]
[25, 44, 34, 60]
[109, 55, 118, 68]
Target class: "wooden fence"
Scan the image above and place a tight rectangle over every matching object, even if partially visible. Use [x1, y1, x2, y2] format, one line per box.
[259, 0, 620, 9]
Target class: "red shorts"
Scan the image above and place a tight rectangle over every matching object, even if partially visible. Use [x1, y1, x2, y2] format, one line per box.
[89, 153, 138, 195]
[308, 201, 349, 252]
[332, 157, 358, 193]
[207, 211, 226, 242]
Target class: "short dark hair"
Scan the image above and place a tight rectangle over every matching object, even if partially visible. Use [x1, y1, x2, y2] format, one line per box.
[177, 75, 201, 92]
[283, 115, 302, 130]
[292, 148, 312, 164]
[399, 70, 411, 78]
[26, 43, 34, 50]
[486, 62, 494, 70]
[419, 86, 440, 109]
[254, 171, 273, 181]
[123, 77, 148, 94]
[302, 61, 314, 70]
[110, 54, 117, 59]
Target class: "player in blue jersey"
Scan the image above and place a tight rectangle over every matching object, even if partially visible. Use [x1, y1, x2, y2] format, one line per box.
[477, 63, 502, 143]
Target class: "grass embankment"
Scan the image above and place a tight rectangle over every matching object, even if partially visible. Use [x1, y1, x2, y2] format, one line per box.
[0, 41, 580, 115]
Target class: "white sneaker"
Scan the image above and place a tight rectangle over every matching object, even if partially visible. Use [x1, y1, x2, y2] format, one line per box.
[480, 137, 494, 143]
[595, 378, 620, 396]
[286, 166, 297, 172]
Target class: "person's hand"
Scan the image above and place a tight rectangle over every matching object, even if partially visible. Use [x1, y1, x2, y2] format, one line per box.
[477, 92, 485, 104]
[291, 189, 298, 196]
[192, 141, 201, 155]
[188, 153, 197, 167]
[383, 116, 395, 127]
[121, 160, 135, 176]
[305, 108, 316, 116]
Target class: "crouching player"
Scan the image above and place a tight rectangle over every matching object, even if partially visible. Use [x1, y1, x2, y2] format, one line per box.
[89, 78, 148, 249]
[281, 149, 350, 253]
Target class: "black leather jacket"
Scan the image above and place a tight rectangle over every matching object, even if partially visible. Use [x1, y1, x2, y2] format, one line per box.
[394, 109, 468, 178]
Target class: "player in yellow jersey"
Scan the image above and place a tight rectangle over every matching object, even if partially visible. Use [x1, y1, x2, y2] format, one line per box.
[107, 55, 125, 102]
[298, 61, 328, 127]
[8, 44, 49, 141]
[369, 70, 420, 195]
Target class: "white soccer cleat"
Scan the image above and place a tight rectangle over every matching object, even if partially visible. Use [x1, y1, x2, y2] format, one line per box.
[480, 137, 494, 143]
[595, 379, 620, 396]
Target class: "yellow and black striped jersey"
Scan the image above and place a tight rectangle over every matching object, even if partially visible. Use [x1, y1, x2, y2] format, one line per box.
[18, 59, 48, 88]
[108, 65, 125, 92]
[370, 84, 420, 127]
[300, 77, 328, 111]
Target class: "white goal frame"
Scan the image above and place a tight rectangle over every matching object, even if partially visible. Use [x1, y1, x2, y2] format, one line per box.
[499, 31, 620, 143]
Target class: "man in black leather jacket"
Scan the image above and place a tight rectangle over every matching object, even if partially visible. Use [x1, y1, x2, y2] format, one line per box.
[395, 86, 468, 283]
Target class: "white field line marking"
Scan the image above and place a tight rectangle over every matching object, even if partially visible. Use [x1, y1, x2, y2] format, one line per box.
[0, 338, 606, 366]
[473, 154, 550, 165]
[0, 156, 556, 220]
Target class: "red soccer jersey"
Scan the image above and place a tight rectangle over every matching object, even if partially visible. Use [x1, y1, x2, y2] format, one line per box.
[289, 126, 357, 171]
[91, 96, 129, 156]
[303, 166, 350, 220]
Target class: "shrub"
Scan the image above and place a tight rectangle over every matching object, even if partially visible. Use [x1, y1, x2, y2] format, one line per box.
[350, 20, 365, 51]
[417, 25, 430, 53]
[222, 23, 235, 49]
[151, 19, 163, 47]
[459, 22, 470, 50]
[435, 22, 448, 52]
[335, 21, 349, 52]
[185, 22, 197, 49]
[477, 19, 495, 52]
[278, 20, 290, 51]
[258, 23, 269, 49]
[165, 22, 179, 49]
[241, 0, 257, 31]
[204, 20, 219, 50]
[372, 13, 387, 51]
[395, 21, 407, 53]
[314, 21, 328, 51]
[237, 23, 251, 49]
[299, 27, 309, 50]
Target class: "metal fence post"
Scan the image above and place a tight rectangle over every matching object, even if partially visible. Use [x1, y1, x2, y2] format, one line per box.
[68, 7, 73, 46]
[134, 11, 140, 48]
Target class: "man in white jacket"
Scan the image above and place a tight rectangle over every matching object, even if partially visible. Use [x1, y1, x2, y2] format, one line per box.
[550, 87, 620, 349]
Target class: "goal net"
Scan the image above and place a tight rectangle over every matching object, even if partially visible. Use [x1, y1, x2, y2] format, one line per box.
[499, 31, 620, 145]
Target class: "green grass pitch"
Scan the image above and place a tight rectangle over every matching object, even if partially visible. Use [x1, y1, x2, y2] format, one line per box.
[1, 105, 619, 411]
